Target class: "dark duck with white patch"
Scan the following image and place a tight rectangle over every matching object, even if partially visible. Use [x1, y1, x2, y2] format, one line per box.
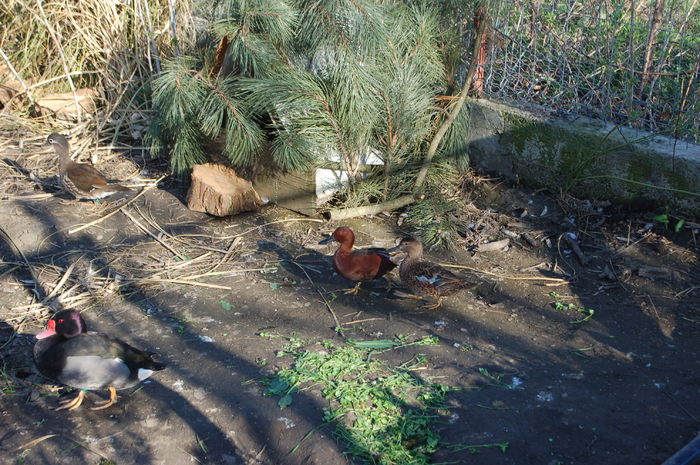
[45, 133, 131, 200]
[34, 310, 165, 410]
[320, 226, 397, 294]
[389, 236, 476, 309]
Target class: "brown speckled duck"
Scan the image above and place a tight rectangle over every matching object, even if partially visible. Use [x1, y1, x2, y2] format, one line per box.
[320, 226, 397, 294]
[45, 133, 131, 200]
[389, 236, 475, 309]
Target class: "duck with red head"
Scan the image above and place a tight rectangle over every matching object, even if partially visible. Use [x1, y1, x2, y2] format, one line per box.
[34, 310, 166, 411]
[387, 236, 476, 309]
[319, 226, 397, 294]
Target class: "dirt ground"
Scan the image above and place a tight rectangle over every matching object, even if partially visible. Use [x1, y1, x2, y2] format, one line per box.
[0, 139, 699, 465]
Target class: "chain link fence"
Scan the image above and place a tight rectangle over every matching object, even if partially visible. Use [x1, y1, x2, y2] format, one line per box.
[480, 0, 699, 144]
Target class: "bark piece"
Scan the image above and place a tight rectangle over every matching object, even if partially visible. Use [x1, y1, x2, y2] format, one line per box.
[186, 163, 263, 216]
[37, 88, 98, 119]
[477, 238, 510, 252]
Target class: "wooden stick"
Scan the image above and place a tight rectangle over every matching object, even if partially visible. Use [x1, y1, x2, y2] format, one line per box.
[41, 259, 79, 303]
[126, 277, 231, 290]
[563, 234, 590, 265]
[68, 175, 165, 235]
[206, 236, 242, 274]
[120, 208, 184, 259]
[164, 252, 213, 272]
[441, 263, 569, 283]
[15, 434, 58, 451]
[221, 217, 324, 237]
[343, 317, 384, 325]
[322, 194, 415, 221]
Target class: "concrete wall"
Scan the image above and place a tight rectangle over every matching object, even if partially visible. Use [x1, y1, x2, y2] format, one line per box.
[467, 99, 700, 213]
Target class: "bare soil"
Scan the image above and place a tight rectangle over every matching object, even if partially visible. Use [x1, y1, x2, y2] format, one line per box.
[0, 141, 699, 465]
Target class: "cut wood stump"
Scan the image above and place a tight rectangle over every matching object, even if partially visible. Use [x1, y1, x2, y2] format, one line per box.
[186, 163, 263, 216]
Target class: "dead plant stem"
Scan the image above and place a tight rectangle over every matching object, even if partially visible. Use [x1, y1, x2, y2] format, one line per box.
[68, 175, 165, 235]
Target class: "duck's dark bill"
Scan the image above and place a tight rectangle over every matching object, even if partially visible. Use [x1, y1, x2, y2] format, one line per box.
[319, 236, 334, 244]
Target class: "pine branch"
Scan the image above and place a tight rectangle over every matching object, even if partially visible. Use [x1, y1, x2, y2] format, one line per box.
[413, 5, 489, 191]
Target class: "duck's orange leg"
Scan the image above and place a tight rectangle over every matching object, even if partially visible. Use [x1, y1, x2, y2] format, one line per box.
[392, 289, 424, 300]
[420, 298, 443, 310]
[56, 390, 86, 411]
[342, 282, 363, 295]
[91, 386, 118, 410]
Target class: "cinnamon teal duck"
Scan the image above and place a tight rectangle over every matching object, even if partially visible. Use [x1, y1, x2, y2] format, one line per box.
[319, 226, 397, 294]
[388, 236, 475, 309]
[34, 310, 165, 410]
[45, 133, 131, 200]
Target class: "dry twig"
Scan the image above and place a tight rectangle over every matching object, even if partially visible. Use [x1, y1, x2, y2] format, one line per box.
[68, 175, 166, 235]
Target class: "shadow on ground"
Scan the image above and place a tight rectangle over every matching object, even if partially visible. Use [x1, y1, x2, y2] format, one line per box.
[0, 167, 698, 465]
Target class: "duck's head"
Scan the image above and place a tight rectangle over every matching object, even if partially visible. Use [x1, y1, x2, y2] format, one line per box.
[36, 310, 87, 340]
[44, 133, 69, 150]
[319, 226, 355, 246]
[387, 236, 423, 258]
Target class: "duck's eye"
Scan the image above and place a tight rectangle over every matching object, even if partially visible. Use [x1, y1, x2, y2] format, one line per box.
[57, 318, 64, 324]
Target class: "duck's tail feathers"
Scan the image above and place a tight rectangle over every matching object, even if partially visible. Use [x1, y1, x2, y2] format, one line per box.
[108, 183, 132, 192]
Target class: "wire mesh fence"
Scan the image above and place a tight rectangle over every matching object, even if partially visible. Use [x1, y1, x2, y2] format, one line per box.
[481, 0, 700, 144]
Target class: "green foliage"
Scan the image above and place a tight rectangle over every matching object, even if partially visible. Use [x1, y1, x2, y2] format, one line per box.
[210, 0, 298, 77]
[403, 157, 465, 248]
[262, 336, 448, 465]
[405, 195, 463, 249]
[146, 57, 263, 175]
[547, 292, 595, 324]
[440, 99, 472, 172]
[149, 0, 466, 190]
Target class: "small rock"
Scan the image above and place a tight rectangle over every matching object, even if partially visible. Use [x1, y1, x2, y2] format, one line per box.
[27, 389, 41, 403]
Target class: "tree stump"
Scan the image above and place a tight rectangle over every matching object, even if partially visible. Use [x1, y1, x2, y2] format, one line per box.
[186, 163, 263, 216]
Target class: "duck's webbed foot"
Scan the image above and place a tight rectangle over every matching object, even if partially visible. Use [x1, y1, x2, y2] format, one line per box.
[56, 389, 87, 411]
[90, 386, 118, 410]
[342, 282, 363, 295]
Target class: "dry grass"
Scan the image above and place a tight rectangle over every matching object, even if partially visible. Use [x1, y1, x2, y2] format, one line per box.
[0, 186, 326, 333]
[0, 0, 196, 153]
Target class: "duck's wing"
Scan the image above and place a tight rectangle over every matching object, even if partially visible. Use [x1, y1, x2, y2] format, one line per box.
[353, 248, 398, 273]
[412, 262, 473, 294]
[363, 247, 393, 258]
[412, 262, 458, 283]
[65, 163, 109, 191]
[57, 334, 164, 389]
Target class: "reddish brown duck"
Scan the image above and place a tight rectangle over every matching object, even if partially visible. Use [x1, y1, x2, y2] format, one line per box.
[389, 236, 475, 309]
[45, 133, 131, 200]
[320, 226, 397, 294]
